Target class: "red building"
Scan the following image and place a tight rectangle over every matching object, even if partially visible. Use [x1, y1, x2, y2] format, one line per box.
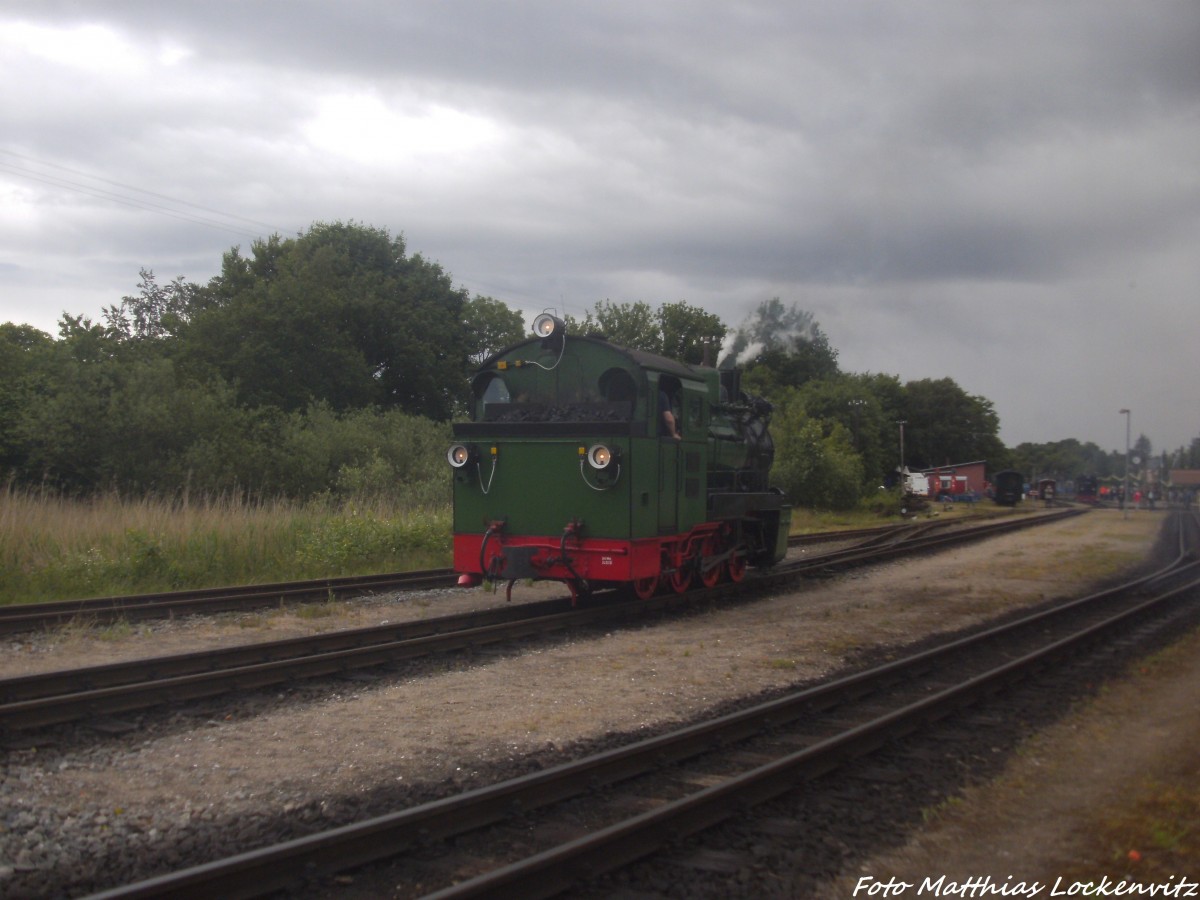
[919, 460, 988, 498]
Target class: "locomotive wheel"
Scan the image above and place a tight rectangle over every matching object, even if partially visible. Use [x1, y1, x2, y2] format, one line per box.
[631, 575, 658, 600]
[668, 562, 692, 594]
[699, 538, 723, 588]
[727, 550, 747, 583]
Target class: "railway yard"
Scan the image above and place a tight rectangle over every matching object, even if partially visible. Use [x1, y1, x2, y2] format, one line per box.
[2, 506, 1197, 898]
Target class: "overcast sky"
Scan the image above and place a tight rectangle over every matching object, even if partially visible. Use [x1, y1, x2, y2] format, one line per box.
[2, 2, 1197, 456]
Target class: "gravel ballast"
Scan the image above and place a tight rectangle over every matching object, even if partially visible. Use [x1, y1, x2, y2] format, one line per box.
[0, 509, 1174, 897]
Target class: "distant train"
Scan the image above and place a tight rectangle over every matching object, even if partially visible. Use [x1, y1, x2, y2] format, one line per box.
[448, 314, 791, 601]
[1037, 478, 1057, 502]
[1074, 475, 1099, 504]
[991, 470, 1024, 506]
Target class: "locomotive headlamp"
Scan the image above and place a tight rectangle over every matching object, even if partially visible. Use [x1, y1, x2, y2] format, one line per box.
[447, 444, 473, 468]
[587, 444, 617, 470]
[532, 313, 564, 339]
[579, 443, 621, 490]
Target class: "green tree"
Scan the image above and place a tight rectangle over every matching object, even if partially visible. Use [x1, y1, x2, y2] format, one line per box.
[900, 378, 1004, 470]
[13, 342, 261, 494]
[12, 317, 131, 488]
[792, 375, 891, 487]
[571, 300, 661, 352]
[1132, 434, 1153, 467]
[1008, 439, 1112, 483]
[103, 268, 210, 342]
[770, 394, 864, 510]
[567, 299, 727, 364]
[463, 295, 526, 365]
[657, 301, 726, 365]
[265, 404, 451, 502]
[858, 373, 908, 479]
[177, 222, 471, 419]
[1177, 437, 1200, 469]
[0, 323, 56, 473]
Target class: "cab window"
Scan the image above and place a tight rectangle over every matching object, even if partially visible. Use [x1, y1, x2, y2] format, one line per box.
[471, 372, 510, 419]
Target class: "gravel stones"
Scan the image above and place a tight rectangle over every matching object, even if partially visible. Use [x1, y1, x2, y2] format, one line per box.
[0, 511, 1169, 897]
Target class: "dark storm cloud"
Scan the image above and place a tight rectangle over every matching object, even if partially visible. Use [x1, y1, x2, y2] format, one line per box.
[2, 0, 1198, 451]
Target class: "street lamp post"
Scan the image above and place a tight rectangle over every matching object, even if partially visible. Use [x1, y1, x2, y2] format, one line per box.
[897, 420, 907, 477]
[1119, 408, 1131, 519]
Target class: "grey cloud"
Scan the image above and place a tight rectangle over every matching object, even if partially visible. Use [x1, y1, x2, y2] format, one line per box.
[1, 0, 1198, 451]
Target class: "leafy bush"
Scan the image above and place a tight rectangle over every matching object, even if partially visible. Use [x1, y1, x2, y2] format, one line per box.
[292, 509, 450, 572]
[771, 405, 865, 511]
[256, 404, 451, 501]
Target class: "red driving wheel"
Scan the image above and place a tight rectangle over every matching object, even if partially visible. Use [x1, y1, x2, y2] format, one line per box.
[699, 536, 723, 588]
[668, 563, 692, 594]
[632, 575, 658, 600]
[727, 550, 747, 583]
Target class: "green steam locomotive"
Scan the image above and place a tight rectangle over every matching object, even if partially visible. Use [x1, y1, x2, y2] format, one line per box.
[448, 314, 790, 601]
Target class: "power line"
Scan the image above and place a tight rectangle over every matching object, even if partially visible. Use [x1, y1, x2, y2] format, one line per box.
[1, 150, 608, 318]
[0, 148, 288, 239]
[0, 160, 261, 239]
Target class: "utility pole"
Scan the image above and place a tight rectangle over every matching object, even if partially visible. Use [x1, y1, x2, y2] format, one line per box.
[1119, 408, 1131, 519]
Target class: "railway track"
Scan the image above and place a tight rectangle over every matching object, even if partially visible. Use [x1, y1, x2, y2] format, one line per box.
[0, 510, 1077, 735]
[0, 568, 461, 637]
[0, 511, 1026, 637]
[82, 510, 1200, 899]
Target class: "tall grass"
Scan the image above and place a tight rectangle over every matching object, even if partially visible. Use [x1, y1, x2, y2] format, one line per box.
[787, 489, 997, 533]
[0, 484, 451, 606]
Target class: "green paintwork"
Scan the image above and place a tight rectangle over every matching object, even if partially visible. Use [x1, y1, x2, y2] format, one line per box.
[450, 330, 789, 564]
[452, 335, 709, 541]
